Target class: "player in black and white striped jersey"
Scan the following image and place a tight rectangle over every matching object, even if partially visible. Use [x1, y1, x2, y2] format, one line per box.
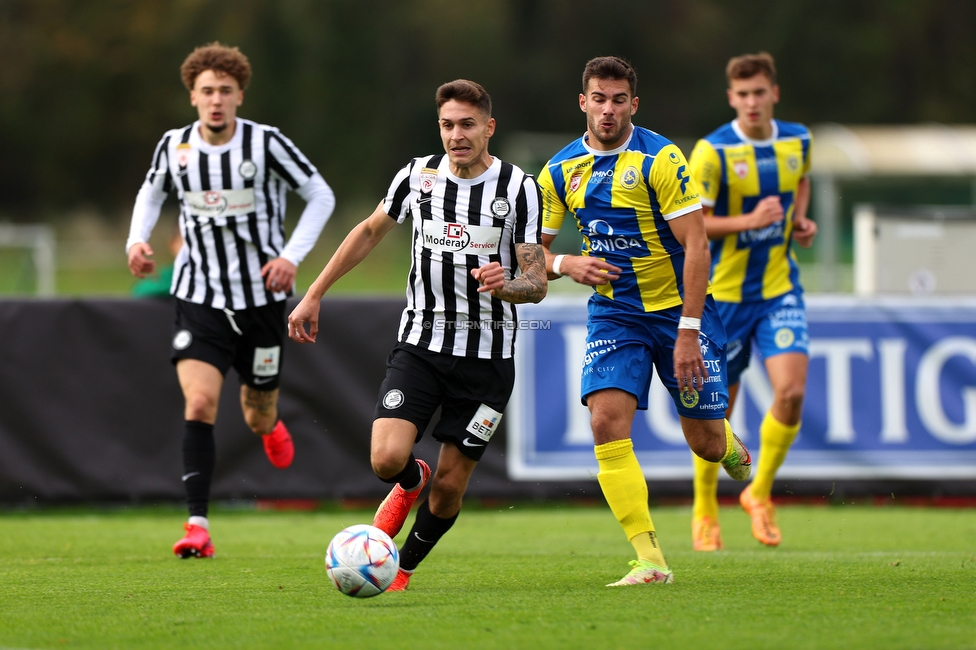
[288, 79, 547, 590]
[125, 43, 335, 559]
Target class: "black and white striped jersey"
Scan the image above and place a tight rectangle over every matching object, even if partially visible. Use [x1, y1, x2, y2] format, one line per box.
[127, 118, 335, 310]
[383, 154, 542, 359]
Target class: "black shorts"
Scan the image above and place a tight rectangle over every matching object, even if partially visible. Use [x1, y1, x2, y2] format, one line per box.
[374, 342, 515, 461]
[171, 299, 286, 391]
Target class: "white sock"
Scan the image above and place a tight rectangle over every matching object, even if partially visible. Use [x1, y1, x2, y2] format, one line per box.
[188, 516, 209, 530]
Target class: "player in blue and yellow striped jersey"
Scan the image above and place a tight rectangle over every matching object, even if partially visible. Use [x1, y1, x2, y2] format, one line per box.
[538, 56, 752, 587]
[688, 52, 817, 551]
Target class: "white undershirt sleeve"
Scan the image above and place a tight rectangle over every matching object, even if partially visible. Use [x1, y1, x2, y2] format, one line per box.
[125, 179, 168, 253]
[279, 173, 335, 266]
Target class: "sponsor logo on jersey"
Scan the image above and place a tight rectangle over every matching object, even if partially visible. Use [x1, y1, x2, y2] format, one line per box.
[590, 169, 614, 184]
[239, 159, 257, 179]
[173, 329, 192, 350]
[756, 156, 779, 171]
[253, 346, 281, 377]
[382, 389, 404, 410]
[676, 165, 690, 194]
[620, 166, 640, 189]
[420, 168, 438, 194]
[585, 219, 644, 254]
[490, 197, 511, 217]
[421, 220, 502, 254]
[184, 188, 257, 219]
[733, 159, 749, 179]
[465, 403, 503, 441]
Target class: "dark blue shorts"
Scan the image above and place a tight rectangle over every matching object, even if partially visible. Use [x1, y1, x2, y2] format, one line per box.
[715, 288, 809, 386]
[581, 295, 729, 419]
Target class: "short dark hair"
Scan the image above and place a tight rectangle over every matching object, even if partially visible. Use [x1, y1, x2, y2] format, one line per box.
[435, 79, 492, 117]
[181, 42, 252, 91]
[726, 52, 777, 84]
[582, 56, 637, 96]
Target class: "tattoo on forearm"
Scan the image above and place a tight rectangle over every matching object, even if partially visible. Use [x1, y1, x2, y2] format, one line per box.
[497, 244, 548, 304]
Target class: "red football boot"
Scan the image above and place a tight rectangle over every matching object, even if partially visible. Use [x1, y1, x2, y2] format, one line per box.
[386, 568, 413, 592]
[372, 459, 431, 537]
[173, 523, 215, 559]
[262, 421, 294, 469]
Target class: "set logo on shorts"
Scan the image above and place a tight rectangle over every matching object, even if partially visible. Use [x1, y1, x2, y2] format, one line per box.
[465, 403, 503, 443]
[382, 389, 404, 410]
[253, 346, 280, 377]
[173, 330, 192, 350]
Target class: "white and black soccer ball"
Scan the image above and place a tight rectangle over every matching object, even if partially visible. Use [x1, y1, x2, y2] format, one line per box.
[325, 524, 399, 598]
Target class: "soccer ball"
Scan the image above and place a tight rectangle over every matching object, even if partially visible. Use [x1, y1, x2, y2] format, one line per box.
[325, 524, 400, 598]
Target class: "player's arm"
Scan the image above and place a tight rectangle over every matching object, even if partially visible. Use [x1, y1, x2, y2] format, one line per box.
[702, 197, 784, 240]
[669, 209, 712, 391]
[535, 164, 621, 285]
[542, 233, 621, 285]
[126, 137, 173, 278]
[688, 138, 783, 240]
[288, 201, 396, 343]
[264, 132, 338, 292]
[791, 176, 816, 248]
[471, 243, 548, 304]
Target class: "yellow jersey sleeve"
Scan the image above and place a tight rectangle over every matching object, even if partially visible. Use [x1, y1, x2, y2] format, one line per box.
[688, 139, 722, 207]
[649, 144, 701, 220]
[537, 163, 567, 235]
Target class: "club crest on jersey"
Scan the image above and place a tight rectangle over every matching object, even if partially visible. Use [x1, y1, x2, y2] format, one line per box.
[420, 168, 438, 194]
[733, 160, 749, 179]
[490, 197, 511, 217]
[176, 143, 191, 169]
[620, 166, 640, 189]
[569, 171, 584, 193]
[239, 160, 257, 179]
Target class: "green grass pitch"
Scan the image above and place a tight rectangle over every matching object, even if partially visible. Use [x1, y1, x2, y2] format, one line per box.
[0, 503, 974, 649]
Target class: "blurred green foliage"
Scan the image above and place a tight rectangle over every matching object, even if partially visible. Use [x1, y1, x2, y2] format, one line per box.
[2, 0, 976, 224]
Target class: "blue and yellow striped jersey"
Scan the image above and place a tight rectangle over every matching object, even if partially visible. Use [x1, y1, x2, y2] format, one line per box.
[689, 119, 812, 303]
[538, 126, 703, 313]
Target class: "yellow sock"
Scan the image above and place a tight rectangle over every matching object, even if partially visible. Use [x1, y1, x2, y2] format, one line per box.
[692, 453, 720, 520]
[751, 412, 800, 500]
[594, 439, 666, 567]
[630, 530, 667, 567]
